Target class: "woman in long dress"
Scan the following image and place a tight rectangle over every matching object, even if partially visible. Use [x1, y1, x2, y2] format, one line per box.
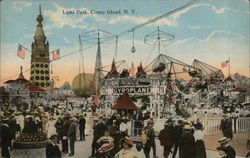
[46, 117, 57, 138]
[193, 125, 207, 158]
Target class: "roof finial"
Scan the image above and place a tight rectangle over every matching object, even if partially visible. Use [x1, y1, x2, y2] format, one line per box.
[39, 4, 41, 15]
[18, 66, 24, 79]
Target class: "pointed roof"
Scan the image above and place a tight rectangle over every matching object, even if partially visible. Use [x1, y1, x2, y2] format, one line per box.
[111, 92, 138, 110]
[109, 59, 119, 75]
[34, 5, 46, 43]
[18, 66, 24, 79]
[136, 62, 146, 76]
[224, 76, 234, 82]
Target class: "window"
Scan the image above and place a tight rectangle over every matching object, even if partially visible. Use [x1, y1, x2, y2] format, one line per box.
[40, 70, 44, 74]
[45, 70, 49, 74]
[45, 64, 48, 68]
[35, 76, 39, 80]
[40, 64, 44, 68]
[41, 82, 45, 87]
[31, 64, 34, 68]
[46, 82, 50, 87]
[45, 76, 49, 80]
[41, 76, 44, 80]
[30, 77, 34, 80]
[35, 82, 39, 86]
[31, 71, 34, 74]
[36, 70, 39, 74]
[35, 64, 39, 67]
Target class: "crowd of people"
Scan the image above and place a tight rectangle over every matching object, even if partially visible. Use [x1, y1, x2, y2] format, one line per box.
[0, 104, 240, 158]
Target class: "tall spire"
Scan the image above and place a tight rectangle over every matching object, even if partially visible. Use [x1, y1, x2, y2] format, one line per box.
[93, 30, 102, 94]
[34, 4, 46, 43]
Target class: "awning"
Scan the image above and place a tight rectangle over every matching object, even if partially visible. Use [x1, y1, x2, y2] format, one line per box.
[111, 92, 138, 110]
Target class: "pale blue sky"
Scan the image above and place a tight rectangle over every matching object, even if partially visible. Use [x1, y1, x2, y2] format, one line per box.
[0, 0, 249, 86]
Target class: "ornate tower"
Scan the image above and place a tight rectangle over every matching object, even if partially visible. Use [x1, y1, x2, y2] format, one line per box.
[30, 5, 50, 89]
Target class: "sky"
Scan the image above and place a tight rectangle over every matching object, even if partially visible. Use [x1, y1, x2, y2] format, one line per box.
[0, 0, 249, 87]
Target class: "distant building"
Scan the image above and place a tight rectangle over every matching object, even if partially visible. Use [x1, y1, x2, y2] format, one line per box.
[2, 67, 46, 106]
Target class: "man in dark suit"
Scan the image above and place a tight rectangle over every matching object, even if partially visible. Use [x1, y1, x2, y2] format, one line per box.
[46, 135, 61, 158]
[179, 125, 195, 158]
[78, 114, 86, 141]
[159, 122, 174, 158]
[68, 117, 78, 156]
[0, 117, 12, 158]
[61, 116, 70, 154]
[220, 114, 233, 139]
[172, 120, 183, 158]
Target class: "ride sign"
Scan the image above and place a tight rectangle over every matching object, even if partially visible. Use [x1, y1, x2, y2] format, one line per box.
[113, 86, 151, 94]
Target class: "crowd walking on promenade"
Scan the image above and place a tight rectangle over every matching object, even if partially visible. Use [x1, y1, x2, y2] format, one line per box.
[0, 104, 241, 158]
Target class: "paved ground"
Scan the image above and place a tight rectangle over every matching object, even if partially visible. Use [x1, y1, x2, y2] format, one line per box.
[205, 132, 250, 157]
[10, 132, 246, 158]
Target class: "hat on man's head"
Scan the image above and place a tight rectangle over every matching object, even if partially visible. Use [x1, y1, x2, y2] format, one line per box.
[123, 136, 133, 147]
[49, 135, 58, 140]
[218, 137, 230, 144]
[183, 124, 192, 130]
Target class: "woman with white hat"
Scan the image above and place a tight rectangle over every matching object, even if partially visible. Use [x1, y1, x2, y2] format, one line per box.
[115, 137, 143, 158]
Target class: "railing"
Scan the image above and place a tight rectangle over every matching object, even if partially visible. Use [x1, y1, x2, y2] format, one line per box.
[237, 117, 250, 132]
[202, 118, 222, 135]
[130, 117, 250, 136]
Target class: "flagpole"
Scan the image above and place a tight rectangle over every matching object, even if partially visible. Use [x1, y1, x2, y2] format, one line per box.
[229, 57, 230, 76]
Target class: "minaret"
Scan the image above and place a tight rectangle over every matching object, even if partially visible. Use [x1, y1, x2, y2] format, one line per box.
[93, 31, 102, 94]
[30, 5, 50, 89]
[18, 66, 24, 79]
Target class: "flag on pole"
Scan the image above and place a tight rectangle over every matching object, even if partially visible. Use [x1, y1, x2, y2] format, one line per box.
[90, 81, 96, 92]
[51, 49, 60, 60]
[171, 97, 177, 104]
[17, 44, 25, 59]
[170, 81, 176, 91]
[92, 95, 99, 106]
[221, 59, 229, 68]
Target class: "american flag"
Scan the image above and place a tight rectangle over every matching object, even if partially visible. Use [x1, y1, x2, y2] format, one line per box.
[171, 97, 177, 104]
[170, 81, 176, 91]
[92, 95, 99, 106]
[51, 49, 60, 60]
[221, 59, 229, 68]
[17, 44, 25, 59]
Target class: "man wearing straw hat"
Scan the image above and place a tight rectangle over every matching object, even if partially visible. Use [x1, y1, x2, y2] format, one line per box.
[179, 124, 195, 158]
[216, 137, 236, 158]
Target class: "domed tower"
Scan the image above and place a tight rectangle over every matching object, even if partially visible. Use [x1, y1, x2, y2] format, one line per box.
[30, 5, 50, 90]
